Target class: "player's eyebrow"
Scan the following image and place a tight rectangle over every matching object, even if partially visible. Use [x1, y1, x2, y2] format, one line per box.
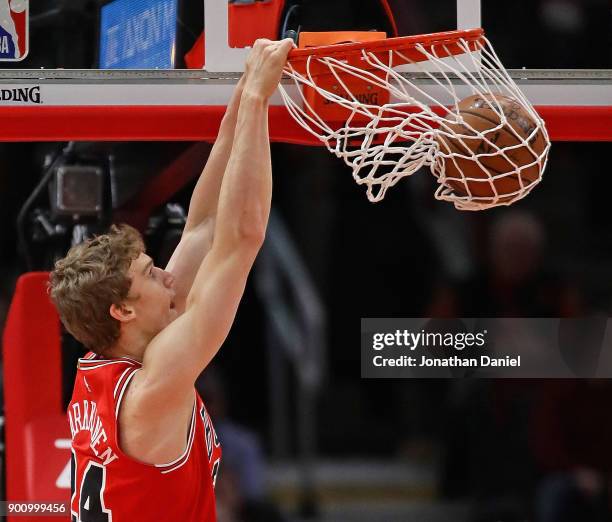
[142, 258, 154, 275]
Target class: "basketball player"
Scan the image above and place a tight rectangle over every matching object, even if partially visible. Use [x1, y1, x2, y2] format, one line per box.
[49, 38, 294, 521]
[0, 0, 21, 59]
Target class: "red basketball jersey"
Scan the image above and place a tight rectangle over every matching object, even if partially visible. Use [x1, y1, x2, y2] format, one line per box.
[68, 352, 221, 521]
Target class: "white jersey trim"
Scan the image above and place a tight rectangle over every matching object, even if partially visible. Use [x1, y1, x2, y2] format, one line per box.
[114, 368, 140, 419]
[113, 367, 134, 399]
[79, 360, 137, 371]
[79, 354, 141, 365]
[158, 400, 197, 474]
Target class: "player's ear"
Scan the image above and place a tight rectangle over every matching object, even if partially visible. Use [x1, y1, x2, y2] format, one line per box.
[109, 302, 136, 323]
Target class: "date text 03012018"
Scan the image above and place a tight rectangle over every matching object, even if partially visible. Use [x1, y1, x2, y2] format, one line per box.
[1, 502, 69, 517]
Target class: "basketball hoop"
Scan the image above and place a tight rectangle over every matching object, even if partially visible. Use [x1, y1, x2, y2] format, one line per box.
[280, 29, 551, 210]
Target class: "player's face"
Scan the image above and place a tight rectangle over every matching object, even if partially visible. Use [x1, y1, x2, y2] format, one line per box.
[127, 253, 178, 335]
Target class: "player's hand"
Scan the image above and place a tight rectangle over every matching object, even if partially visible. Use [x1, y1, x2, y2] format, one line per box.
[243, 38, 294, 100]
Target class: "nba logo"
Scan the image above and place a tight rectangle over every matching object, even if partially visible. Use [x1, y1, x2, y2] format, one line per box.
[0, 0, 28, 61]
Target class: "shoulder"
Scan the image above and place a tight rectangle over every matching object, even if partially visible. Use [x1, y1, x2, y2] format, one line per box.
[76, 352, 141, 399]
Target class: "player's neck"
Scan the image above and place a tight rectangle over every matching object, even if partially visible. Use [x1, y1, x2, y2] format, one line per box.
[106, 326, 150, 362]
[104, 348, 143, 362]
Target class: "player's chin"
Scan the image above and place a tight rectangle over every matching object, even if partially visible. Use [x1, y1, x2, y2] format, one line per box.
[157, 310, 177, 331]
[167, 307, 179, 323]
[165, 299, 178, 320]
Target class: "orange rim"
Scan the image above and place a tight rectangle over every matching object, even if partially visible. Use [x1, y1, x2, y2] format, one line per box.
[287, 28, 485, 66]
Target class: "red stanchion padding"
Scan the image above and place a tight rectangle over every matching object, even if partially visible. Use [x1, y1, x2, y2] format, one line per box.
[2, 272, 70, 522]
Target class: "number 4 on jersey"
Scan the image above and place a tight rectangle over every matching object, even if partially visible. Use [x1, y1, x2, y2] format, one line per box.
[71, 454, 112, 522]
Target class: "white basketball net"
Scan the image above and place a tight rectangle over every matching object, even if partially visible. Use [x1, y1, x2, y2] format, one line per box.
[279, 34, 551, 210]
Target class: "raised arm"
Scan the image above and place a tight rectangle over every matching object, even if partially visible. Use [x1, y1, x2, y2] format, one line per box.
[164, 74, 245, 313]
[141, 39, 294, 405]
[184, 73, 246, 231]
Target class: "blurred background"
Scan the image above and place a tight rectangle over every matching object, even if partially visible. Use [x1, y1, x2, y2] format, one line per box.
[0, 1, 611, 521]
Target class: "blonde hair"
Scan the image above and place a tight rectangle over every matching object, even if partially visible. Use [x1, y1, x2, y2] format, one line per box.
[49, 224, 145, 353]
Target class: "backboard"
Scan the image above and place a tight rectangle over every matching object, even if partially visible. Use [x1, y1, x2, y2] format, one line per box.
[0, 0, 608, 142]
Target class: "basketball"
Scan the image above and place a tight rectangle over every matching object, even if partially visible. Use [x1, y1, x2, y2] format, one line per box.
[435, 94, 547, 204]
